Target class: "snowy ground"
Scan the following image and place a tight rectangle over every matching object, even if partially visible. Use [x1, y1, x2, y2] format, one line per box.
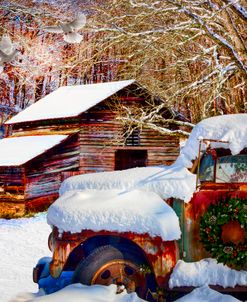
[0, 214, 51, 302]
[0, 214, 245, 302]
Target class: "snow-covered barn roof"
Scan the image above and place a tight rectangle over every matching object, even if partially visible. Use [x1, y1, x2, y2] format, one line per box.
[176, 114, 247, 168]
[0, 135, 68, 166]
[5, 80, 135, 124]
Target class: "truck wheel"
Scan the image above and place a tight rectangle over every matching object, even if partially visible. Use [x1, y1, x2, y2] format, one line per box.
[72, 245, 155, 299]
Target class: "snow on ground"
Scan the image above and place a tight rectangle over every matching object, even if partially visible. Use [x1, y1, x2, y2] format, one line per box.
[47, 189, 181, 241]
[59, 164, 196, 203]
[22, 284, 146, 302]
[169, 259, 247, 289]
[174, 285, 241, 302]
[176, 114, 247, 168]
[12, 284, 241, 302]
[0, 214, 51, 302]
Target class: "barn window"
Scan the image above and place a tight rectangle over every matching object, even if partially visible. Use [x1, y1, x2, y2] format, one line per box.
[124, 128, 140, 146]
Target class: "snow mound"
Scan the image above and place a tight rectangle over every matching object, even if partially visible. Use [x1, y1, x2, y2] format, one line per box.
[26, 284, 146, 302]
[59, 164, 196, 203]
[169, 259, 247, 289]
[10, 285, 242, 302]
[47, 189, 181, 241]
[174, 285, 240, 302]
[177, 114, 247, 168]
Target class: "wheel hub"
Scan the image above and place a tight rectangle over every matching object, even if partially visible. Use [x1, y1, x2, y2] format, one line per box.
[91, 259, 146, 294]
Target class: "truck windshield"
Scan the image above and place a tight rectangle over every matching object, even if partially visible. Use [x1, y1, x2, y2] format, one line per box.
[216, 154, 247, 183]
[199, 153, 247, 183]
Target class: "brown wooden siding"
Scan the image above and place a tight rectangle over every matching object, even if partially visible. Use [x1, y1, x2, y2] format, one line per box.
[78, 109, 179, 173]
[9, 118, 80, 137]
[24, 134, 80, 200]
[0, 134, 80, 217]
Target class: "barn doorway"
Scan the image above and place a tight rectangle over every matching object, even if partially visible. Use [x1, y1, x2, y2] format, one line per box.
[115, 150, 147, 170]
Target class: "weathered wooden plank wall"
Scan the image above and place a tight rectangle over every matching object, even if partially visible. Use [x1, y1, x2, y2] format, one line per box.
[0, 134, 80, 217]
[24, 134, 80, 200]
[78, 103, 179, 173]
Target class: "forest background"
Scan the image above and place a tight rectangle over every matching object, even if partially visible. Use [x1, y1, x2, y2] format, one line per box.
[0, 0, 246, 137]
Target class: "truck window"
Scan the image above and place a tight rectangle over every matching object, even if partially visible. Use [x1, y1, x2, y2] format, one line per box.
[199, 153, 215, 181]
[216, 154, 247, 183]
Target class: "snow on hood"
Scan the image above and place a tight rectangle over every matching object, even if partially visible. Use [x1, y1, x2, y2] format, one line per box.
[59, 164, 196, 203]
[169, 259, 247, 289]
[47, 189, 181, 241]
[176, 114, 247, 168]
[174, 285, 241, 302]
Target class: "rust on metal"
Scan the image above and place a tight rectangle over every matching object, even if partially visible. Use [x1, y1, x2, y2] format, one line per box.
[49, 228, 179, 288]
[182, 185, 247, 262]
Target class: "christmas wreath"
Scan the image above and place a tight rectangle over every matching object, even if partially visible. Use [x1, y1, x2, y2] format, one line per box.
[199, 197, 247, 268]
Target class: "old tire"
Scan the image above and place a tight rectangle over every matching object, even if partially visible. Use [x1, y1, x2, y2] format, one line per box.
[72, 244, 155, 300]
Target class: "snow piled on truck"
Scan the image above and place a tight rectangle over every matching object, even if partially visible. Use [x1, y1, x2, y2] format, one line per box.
[177, 114, 247, 168]
[47, 189, 181, 241]
[174, 285, 240, 302]
[59, 164, 196, 203]
[169, 258, 247, 289]
[59, 114, 247, 203]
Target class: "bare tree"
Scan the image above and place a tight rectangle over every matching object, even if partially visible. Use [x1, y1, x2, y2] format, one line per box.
[0, 0, 246, 136]
[85, 0, 246, 135]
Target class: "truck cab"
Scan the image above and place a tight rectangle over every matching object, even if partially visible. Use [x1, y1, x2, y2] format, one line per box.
[176, 142, 247, 266]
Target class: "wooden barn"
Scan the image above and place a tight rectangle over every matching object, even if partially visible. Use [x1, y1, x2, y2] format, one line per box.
[1, 79, 181, 217]
[0, 134, 79, 217]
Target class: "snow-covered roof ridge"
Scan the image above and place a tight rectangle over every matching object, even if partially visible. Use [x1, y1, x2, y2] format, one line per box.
[5, 79, 136, 124]
[59, 164, 196, 203]
[176, 114, 247, 168]
[0, 135, 68, 166]
[47, 189, 181, 241]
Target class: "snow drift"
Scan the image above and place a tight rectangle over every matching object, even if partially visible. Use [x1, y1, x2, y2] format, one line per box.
[169, 259, 247, 289]
[47, 189, 181, 241]
[59, 164, 196, 203]
[174, 285, 241, 302]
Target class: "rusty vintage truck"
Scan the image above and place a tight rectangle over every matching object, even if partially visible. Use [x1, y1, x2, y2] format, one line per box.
[33, 114, 247, 300]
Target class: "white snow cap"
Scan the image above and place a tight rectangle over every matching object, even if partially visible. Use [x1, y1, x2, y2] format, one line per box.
[59, 164, 196, 203]
[177, 114, 247, 168]
[169, 259, 247, 289]
[47, 189, 181, 241]
[0, 135, 68, 166]
[174, 285, 241, 302]
[5, 80, 135, 124]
